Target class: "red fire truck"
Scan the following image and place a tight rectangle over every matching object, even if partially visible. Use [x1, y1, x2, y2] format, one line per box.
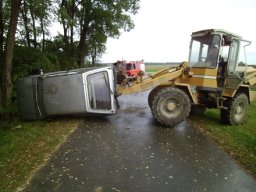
[114, 60, 145, 80]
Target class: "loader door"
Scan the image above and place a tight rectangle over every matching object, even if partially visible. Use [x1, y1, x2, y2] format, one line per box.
[225, 40, 246, 90]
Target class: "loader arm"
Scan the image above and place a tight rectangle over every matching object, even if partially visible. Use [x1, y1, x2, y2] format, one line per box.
[117, 63, 187, 96]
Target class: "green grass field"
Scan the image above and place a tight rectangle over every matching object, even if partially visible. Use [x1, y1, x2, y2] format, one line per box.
[145, 63, 179, 73]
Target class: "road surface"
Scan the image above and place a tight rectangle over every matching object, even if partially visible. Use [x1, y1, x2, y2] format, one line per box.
[24, 91, 256, 192]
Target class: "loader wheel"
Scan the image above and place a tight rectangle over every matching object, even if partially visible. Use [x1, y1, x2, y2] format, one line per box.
[148, 86, 163, 109]
[220, 93, 249, 125]
[151, 87, 191, 127]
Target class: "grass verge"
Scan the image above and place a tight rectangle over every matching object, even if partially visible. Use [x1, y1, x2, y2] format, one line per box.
[190, 102, 256, 177]
[0, 118, 82, 192]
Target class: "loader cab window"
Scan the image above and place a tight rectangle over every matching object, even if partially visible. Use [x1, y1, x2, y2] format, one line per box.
[221, 45, 230, 62]
[228, 40, 248, 76]
[237, 41, 248, 67]
[227, 40, 238, 74]
[189, 34, 221, 68]
[189, 41, 208, 64]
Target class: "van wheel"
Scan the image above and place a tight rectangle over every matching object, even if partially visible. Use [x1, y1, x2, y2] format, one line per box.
[151, 87, 191, 127]
[220, 93, 248, 125]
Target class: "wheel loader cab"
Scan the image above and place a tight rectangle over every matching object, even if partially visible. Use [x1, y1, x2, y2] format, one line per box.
[187, 29, 251, 93]
[115, 29, 254, 126]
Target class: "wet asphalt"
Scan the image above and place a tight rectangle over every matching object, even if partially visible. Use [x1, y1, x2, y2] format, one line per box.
[24, 90, 256, 192]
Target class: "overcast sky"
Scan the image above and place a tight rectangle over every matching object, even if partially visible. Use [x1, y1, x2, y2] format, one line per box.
[100, 0, 256, 64]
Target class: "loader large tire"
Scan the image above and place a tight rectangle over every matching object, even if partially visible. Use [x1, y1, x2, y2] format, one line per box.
[220, 93, 249, 125]
[151, 87, 191, 127]
[148, 86, 163, 109]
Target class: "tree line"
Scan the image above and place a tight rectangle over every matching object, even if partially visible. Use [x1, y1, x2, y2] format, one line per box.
[0, 0, 140, 117]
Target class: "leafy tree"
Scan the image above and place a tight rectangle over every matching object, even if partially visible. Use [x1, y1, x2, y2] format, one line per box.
[57, 0, 140, 67]
[20, 0, 31, 47]
[13, 45, 60, 78]
[30, 0, 52, 51]
[77, 0, 140, 67]
[86, 27, 107, 65]
[57, 0, 80, 63]
[19, 0, 52, 50]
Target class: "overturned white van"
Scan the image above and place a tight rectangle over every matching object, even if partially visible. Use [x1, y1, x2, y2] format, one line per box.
[16, 66, 117, 120]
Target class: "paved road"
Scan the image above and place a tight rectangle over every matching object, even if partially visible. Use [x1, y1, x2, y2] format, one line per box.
[24, 91, 256, 192]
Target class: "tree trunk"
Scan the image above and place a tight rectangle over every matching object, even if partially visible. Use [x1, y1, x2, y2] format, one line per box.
[1, 0, 22, 107]
[29, 4, 37, 48]
[79, 47, 86, 68]
[40, 17, 45, 51]
[63, 23, 68, 51]
[70, 20, 74, 56]
[21, 1, 31, 47]
[0, 0, 4, 59]
[92, 55, 95, 66]
[60, 0, 69, 53]
[60, 13, 69, 53]
[78, 30, 86, 68]
[70, 0, 75, 60]
[79, 19, 90, 68]
[0, 0, 3, 106]
[92, 46, 96, 66]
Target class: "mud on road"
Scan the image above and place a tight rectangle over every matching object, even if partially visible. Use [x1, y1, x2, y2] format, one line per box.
[24, 91, 256, 192]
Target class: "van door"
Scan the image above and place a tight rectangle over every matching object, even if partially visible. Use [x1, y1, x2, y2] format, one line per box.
[83, 66, 117, 114]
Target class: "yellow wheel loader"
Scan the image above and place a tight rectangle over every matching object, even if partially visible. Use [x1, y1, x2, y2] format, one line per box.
[116, 29, 256, 126]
